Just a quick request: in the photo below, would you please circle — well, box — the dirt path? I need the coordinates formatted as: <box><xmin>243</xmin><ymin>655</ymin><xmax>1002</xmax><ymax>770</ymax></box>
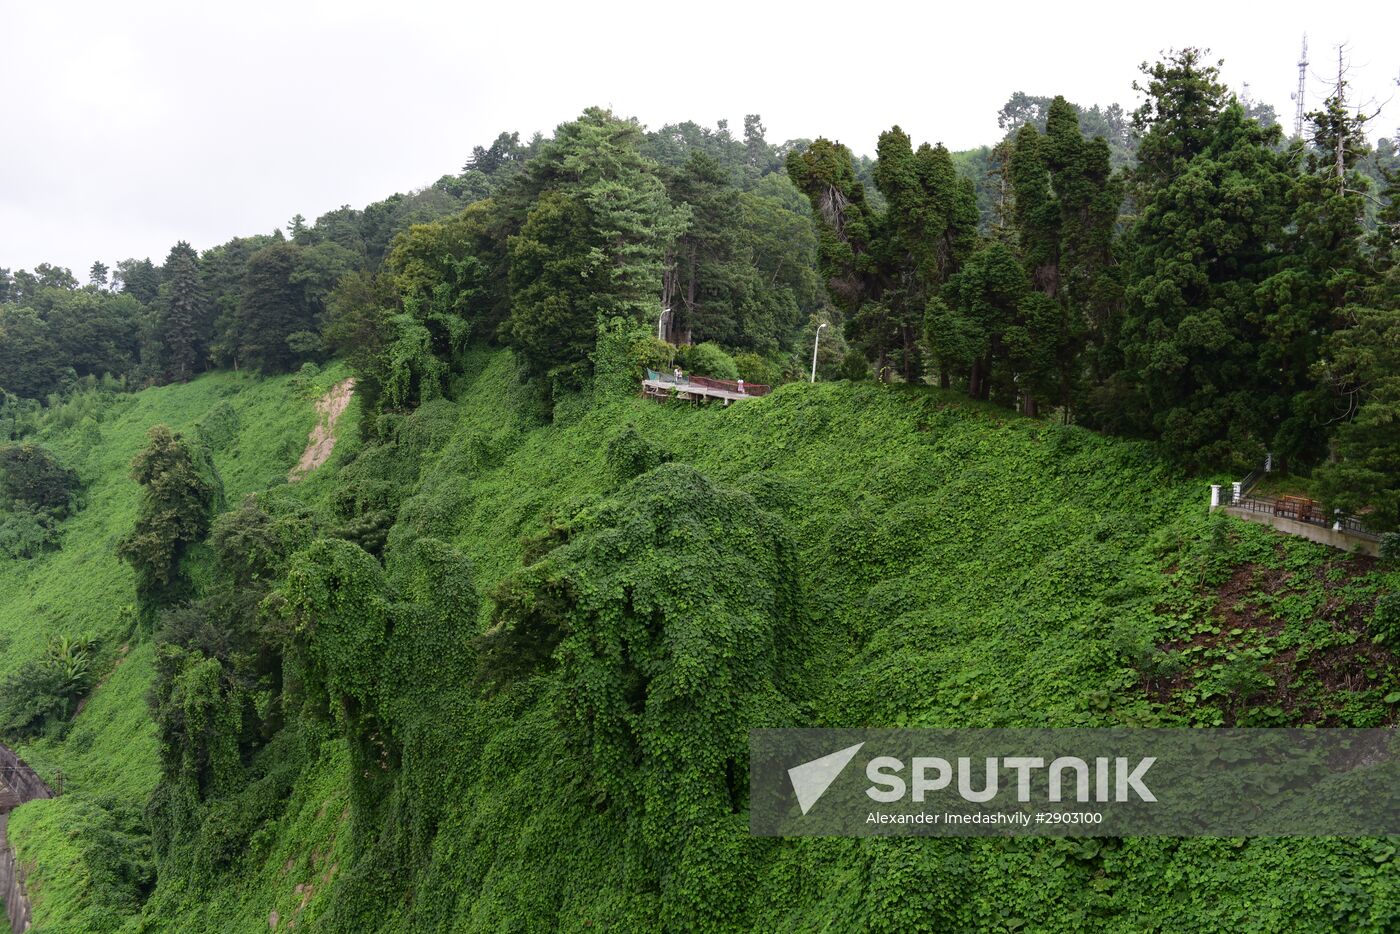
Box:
<box><xmin>290</xmin><ymin>378</ymin><xmax>355</xmax><ymax>481</ymax></box>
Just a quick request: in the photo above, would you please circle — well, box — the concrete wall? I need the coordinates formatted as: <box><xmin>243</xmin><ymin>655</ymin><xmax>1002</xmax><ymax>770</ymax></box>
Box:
<box><xmin>0</xmin><ymin>748</ymin><xmax>52</xmax><ymax>805</ymax></box>
<box><xmin>1223</xmin><ymin>507</ymin><xmax>1381</xmax><ymax>556</ymax></box>
<box><xmin>0</xmin><ymin>745</ymin><xmax>53</xmax><ymax>933</ymax></box>
<box><xmin>0</xmin><ymin>813</ymin><xmax>30</xmax><ymax>933</ymax></box>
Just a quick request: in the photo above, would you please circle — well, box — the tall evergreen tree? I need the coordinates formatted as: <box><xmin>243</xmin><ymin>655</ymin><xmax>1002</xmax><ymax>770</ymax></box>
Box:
<box><xmin>1261</xmin><ymin>90</ymin><xmax>1375</xmax><ymax>462</ymax></box>
<box><xmin>1098</xmin><ymin>52</ymin><xmax>1297</xmax><ymax>466</ymax></box>
<box><xmin>503</xmin><ymin>109</ymin><xmax>688</xmax><ymax>384</ymax></box>
<box><xmin>506</xmin><ymin>190</ymin><xmax>599</xmax><ymax>381</ymax></box>
<box><xmin>1003</xmin><ymin>97</ymin><xmax>1123</xmax><ymax>414</ymax></box>
<box><xmin>874</xmin><ymin>127</ymin><xmax>980</xmax><ymax>382</ymax></box>
<box><xmin>159</xmin><ymin>241</ymin><xmax>206</xmax><ymax>382</ymax></box>
<box><xmin>115</xmin><ymin>257</ymin><xmax>162</xmax><ymax>304</ymax></box>
<box><xmin>233</xmin><ymin>242</ymin><xmax>308</xmax><ymax>373</ymax></box>
<box><xmin>663</xmin><ymin>151</ymin><xmax>761</xmax><ymax>348</ymax></box>
<box><xmin>788</xmin><ymin>131</ymin><xmax>977</xmax><ymax>382</ymax></box>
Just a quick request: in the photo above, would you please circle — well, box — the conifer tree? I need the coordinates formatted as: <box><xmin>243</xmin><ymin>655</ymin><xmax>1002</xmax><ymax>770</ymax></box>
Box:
<box><xmin>232</xmin><ymin>242</ymin><xmax>308</xmax><ymax>372</ymax></box>
<box><xmin>788</xmin><ymin>131</ymin><xmax>977</xmax><ymax>382</ymax></box>
<box><xmin>665</xmin><ymin>151</ymin><xmax>745</xmax><ymax>344</ymax></box>
<box><xmin>1262</xmin><ymin>89</ymin><xmax>1375</xmax><ymax>461</ymax></box>
<box><xmin>1005</xmin><ymin>96</ymin><xmax>1123</xmax><ymax>414</ymax></box>
<box><xmin>503</xmin><ymin>109</ymin><xmax>688</xmax><ymax>385</ymax></box>
<box><xmin>874</xmin><ymin>127</ymin><xmax>979</xmax><ymax>381</ymax></box>
<box><xmin>160</xmin><ymin>241</ymin><xmax>206</xmax><ymax>382</ymax></box>
<box><xmin>1100</xmin><ymin>51</ymin><xmax>1297</xmax><ymax>466</ymax></box>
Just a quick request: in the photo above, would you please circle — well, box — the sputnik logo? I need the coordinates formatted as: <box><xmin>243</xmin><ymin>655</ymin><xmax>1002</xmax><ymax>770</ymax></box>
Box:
<box><xmin>787</xmin><ymin>742</ymin><xmax>864</xmax><ymax>815</ymax></box>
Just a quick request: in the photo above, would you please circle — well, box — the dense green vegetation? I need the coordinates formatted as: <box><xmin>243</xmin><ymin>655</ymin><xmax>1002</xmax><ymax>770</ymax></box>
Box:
<box><xmin>6</xmin><ymin>55</ymin><xmax>1397</xmax><ymax>521</ymax></box>
<box><xmin>1</xmin><ymin>44</ymin><xmax>1398</xmax><ymax>934</ymax></box>
<box><xmin>0</xmin><ymin>349</ymin><xmax>1393</xmax><ymax>931</ymax></box>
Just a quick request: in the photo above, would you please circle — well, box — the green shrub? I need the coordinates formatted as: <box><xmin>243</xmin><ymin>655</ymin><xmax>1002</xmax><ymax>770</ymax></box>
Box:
<box><xmin>837</xmin><ymin>349</ymin><xmax>871</xmax><ymax>381</ymax></box>
<box><xmin>675</xmin><ymin>341</ymin><xmax>739</xmax><ymax>380</ymax></box>
<box><xmin>593</xmin><ymin>317</ymin><xmax>672</xmax><ymax>400</ymax></box>
<box><xmin>1370</xmin><ymin>593</ymin><xmax>1400</xmax><ymax>651</ymax></box>
<box><xmin>115</xmin><ymin>426</ymin><xmax>223</xmax><ymax>617</ymax></box>
<box><xmin>732</xmin><ymin>351</ymin><xmax>781</xmax><ymax>387</ymax></box>
<box><xmin>194</xmin><ymin>401</ymin><xmax>240</xmax><ymax>453</ymax></box>
<box><xmin>0</xmin><ymin>442</ymin><xmax>80</xmax><ymax>514</ymax></box>
<box><xmin>0</xmin><ymin>634</ymin><xmax>97</xmax><ymax>739</ymax></box>
<box><xmin>1380</xmin><ymin>533</ymin><xmax>1399</xmax><ymax>562</ymax></box>
<box><xmin>0</xmin><ymin>504</ymin><xmax>61</xmax><ymax>558</ymax></box>
<box><xmin>604</xmin><ymin>423</ymin><xmax>672</xmax><ymax>483</ymax></box>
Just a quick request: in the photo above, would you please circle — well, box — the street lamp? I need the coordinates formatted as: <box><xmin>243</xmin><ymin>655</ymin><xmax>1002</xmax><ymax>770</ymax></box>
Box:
<box><xmin>810</xmin><ymin>322</ymin><xmax>827</xmax><ymax>383</ymax></box>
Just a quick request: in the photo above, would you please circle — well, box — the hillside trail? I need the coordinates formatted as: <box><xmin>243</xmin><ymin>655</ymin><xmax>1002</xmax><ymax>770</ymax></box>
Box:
<box><xmin>289</xmin><ymin>378</ymin><xmax>355</xmax><ymax>481</ymax></box>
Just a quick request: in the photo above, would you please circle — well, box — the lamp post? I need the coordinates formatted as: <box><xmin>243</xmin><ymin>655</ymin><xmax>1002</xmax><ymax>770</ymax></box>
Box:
<box><xmin>810</xmin><ymin>323</ymin><xmax>827</xmax><ymax>383</ymax></box>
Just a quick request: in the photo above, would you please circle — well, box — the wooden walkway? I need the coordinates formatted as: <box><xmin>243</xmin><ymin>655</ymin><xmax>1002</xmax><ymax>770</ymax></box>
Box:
<box><xmin>642</xmin><ymin>370</ymin><xmax>770</xmax><ymax>405</ymax></box>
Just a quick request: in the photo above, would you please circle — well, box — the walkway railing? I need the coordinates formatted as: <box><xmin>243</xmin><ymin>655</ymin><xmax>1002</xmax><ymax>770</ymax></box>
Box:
<box><xmin>1211</xmin><ymin>454</ymin><xmax>1380</xmax><ymax>542</ymax></box>
<box><xmin>1229</xmin><ymin>494</ymin><xmax>1380</xmax><ymax>540</ymax></box>
<box><xmin>645</xmin><ymin>369</ymin><xmax>771</xmax><ymax>397</ymax></box>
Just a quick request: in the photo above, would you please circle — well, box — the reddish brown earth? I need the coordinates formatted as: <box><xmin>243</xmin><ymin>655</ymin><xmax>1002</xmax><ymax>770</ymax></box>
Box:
<box><xmin>1149</xmin><ymin>549</ymin><xmax>1395</xmax><ymax>725</ymax></box>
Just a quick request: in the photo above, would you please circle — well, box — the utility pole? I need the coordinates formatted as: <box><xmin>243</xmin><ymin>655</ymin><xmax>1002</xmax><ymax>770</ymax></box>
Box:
<box><xmin>810</xmin><ymin>323</ymin><xmax>827</xmax><ymax>383</ymax></box>
<box><xmin>1291</xmin><ymin>34</ymin><xmax>1309</xmax><ymax>139</ymax></box>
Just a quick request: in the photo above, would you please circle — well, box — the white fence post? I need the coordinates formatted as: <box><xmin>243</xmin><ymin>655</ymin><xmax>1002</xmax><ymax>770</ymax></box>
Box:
<box><xmin>1231</xmin><ymin>481</ymin><xmax>1242</xmax><ymax>504</ymax></box>
<box><xmin>1210</xmin><ymin>485</ymin><xmax>1221</xmax><ymax>510</ymax></box>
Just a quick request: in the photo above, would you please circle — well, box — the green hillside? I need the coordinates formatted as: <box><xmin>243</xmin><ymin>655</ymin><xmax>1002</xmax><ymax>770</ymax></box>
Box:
<box><xmin>6</xmin><ymin>350</ymin><xmax>1394</xmax><ymax>932</ymax></box>
<box><xmin>0</xmin><ymin>363</ymin><xmax>354</xmax><ymax>929</ymax></box>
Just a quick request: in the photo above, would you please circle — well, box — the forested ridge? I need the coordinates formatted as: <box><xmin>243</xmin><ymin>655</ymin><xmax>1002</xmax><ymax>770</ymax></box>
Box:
<box><xmin>0</xmin><ymin>47</ymin><xmax>1398</xmax><ymax>932</ymax></box>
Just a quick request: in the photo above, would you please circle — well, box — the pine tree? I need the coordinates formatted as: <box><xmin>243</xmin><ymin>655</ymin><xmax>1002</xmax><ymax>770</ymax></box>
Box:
<box><xmin>233</xmin><ymin>242</ymin><xmax>308</xmax><ymax>372</ymax></box>
<box><xmin>1101</xmin><ymin>52</ymin><xmax>1297</xmax><ymax>466</ymax></box>
<box><xmin>503</xmin><ymin>109</ymin><xmax>688</xmax><ymax>384</ymax></box>
<box><xmin>160</xmin><ymin>241</ymin><xmax>206</xmax><ymax>382</ymax></box>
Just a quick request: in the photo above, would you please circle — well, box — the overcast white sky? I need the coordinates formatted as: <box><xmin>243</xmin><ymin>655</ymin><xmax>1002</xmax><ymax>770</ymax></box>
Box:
<box><xmin>3</xmin><ymin>0</ymin><xmax>1398</xmax><ymax>274</ymax></box>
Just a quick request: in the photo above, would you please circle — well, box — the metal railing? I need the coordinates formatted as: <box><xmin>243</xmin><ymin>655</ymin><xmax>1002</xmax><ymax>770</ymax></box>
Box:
<box><xmin>1238</xmin><ymin>467</ymin><xmax>1264</xmax><ymax>498</ymax></box>
<box><xmin>1230</xmin><ymin>493</ymin><xmax>1381</xmax><ymax>541</ymax></box>
<box><xmin>645</xmin><ymin>369</ymin><xmax>771</xmax><ymax>397</ymax></box>
<box><xmin>1215</xmin><ymin>453</ymin><xmax>1381</xmax><ymax>542</ymax></box>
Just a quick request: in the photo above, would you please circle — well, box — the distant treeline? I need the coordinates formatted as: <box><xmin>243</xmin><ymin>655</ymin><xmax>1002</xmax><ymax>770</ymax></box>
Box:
<box><xmin>2</xmin><ymin>49</ymin><xmax>1398</xmax><ymax>526</ymax></box>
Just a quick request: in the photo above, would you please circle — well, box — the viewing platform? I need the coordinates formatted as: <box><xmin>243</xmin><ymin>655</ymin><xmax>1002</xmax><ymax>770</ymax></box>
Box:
<box><xmin>643</xmin><ymin>369</ymin><xmax>770</xmax><ymax>405</ymax></box>
<box><xmin>1210</xmin><ymin>460</ymin><xmax>1384</xmax><ymax>556</ymax></box>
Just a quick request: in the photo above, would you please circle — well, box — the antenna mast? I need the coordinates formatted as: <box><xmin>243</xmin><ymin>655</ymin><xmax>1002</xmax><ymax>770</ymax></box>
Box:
<box><xmin>1290</xmin><ymin>34</ymin><xmax>1309</xmax><ymax>138</ymax></box>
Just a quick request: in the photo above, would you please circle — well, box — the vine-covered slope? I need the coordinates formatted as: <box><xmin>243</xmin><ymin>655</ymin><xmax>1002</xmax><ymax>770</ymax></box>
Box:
<box><xmin>8</xmin><ymin>351</ymin><xmax>1398</xmax><ymax>932</ymax></box>
<box><xmin>0</xmin><ymin>364</ymin><xmax>353</xmax><ymax>930</ymax></box>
